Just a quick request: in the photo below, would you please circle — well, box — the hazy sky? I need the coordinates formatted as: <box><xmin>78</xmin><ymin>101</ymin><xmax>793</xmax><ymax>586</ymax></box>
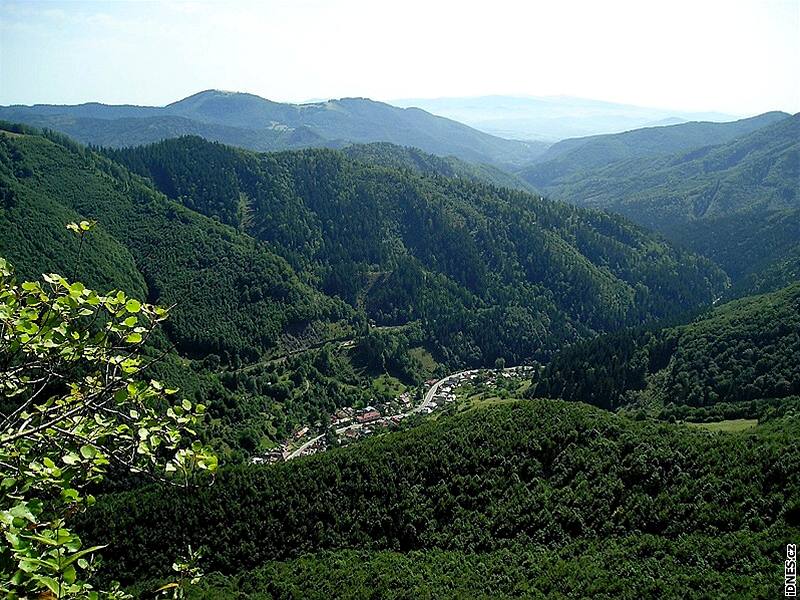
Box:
<box><xmin>1</xmin><ymin>0</ymin><xmax>798</xmax><ymax>115</ymax></box>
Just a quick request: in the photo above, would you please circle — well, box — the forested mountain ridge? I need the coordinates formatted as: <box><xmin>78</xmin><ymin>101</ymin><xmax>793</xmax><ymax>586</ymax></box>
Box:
<box><xmin>519</xmin><ymin>110</ymin><xmax>790</xmax><ymax>186</ymax></box>
<box><xmin>103</xmin><ymin>134</ymin><xmax>728</xmax><ymax>366</ymax></box>
<box><xmin>529</xmin><ymin>113</ymin><xmax>799</xmax><ymax>224</ymax></box>
<box><xmin>340</xmin><ymin>142</ymin><xmax>535</xmax><ymax>192</ymax></box>
<box><xmin>0</xmin><ymin>122</ymin><xmax>730</xmax><ymax>460</ymax></box>
<box><xmin>0</xmin><ymin>125</ymin><xmax>393</xmax><ymax>460</ymax></box>
<box><xmin>670</xmin><ymin>208</ymin><xmax>799</xmax><ymax>295</ymax></box>
<box><xmin>0</xmin><ymin>127</ymin><xmax>352</xmax><ymax>364</ymax></box>
<box><xmin>519</xmin><ymin>113</ymin><xmax>800</xmax><ymax>292</ymax></box>
<box><xmin>0</xmin><ymin>113</ymin><xmax>330</xmax><ymax>154</ymax></box>
<box><xmin>533</xmin><ymin>282</ymin><xmax>800</xmax><ymax>414</ymax></box>
<box><xmin>80</xmin><ymin>399</ymin><xmax>799</xmax><ymax>597</ymax></box>
<box><xmin>0</xmin><ymin>90</ymin><xmax>549</xmax><ymax>168</ymax></box>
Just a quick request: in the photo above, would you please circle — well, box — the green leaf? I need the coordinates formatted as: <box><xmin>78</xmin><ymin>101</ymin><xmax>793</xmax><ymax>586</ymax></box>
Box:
<box><xmin>10</xmin><ymin>502</ymin><xmax>35</xmax><ymax>522</ymax></box>
<box><xmin>125</xmin><ymin>299</ymin><xmax>141</xmax><ymax>313</ymax></box>
<box><xmin>62</xmin><ymin>564</ymin><xmax>77</xmax><ymax>584</ymax></box>
<box><xmin>63</xmin><ymin>534</ymin><xmax>81</xmax><ymax>552</ymax></box>
<box><xmin>38</xmin><ymin>576</ymin><xmax>61</xmax><ymax>595</ymax></box>
<box><xmin>61</xmin><ymin>545</ymin><xmax>107</xmax><ymax>568</ymax></box>
<box><xmin>23</xmin><ymin>533</ymin><xmax>59</xmax><ymax>546</ymax></box>
<box><xmin>18</xmin><ymin>557</ymin><xmax>57</xmax><ymax>573</ymax></box>
<box><xmin>62</xmin><ymin>452</ymin><xmax>80</xmax><ymax>465</ymax></box>
<box><xmin>126</xmin><ymin>332</ymin><xmax>143</xmax><ymax>344</ymax></box>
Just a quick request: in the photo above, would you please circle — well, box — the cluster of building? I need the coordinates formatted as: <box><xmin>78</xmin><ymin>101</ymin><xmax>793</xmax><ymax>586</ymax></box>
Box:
<box><xmin>250</xmin><ymin>424</ymin><xmax>323</xmax><ymax>465</ymax></box>
<box><xmin>250</xmin><ymin>366</ymin><xmax>538</xmax><ymax>465</ymax></box>
<box><xmin>251</xmin><ymin>392</ymin><xmax>417</xmax><ymax>465</ymax></box>
<box><xmin>332</xmin><ymin>393</ymin><xmax>416</xmax><ymax>445</ymax></box>
<box><xmin>425</xmin><ymin>375</ymin><xmax>466</xmax><ymax>410</ymax></box>
<box><xmin>330</xmin><ymin>392</ymin><xmax>414</xmax><ymax>428</ymax></box>
<box><xmin>422</xmin><ymin>365</ymin><xmax>538</xmax><ymax>414</ymax></box>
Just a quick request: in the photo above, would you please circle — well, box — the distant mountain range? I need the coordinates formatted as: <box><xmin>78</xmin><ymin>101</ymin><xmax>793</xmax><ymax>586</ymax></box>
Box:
<box><xmin>518</xmin><ymin>112</ymin><xmax>799</xmax><ymax>292</ymax></box>
<box><xmin>391</xmin><ymin>95</ymin><xmax>738</xmax><ymax>141</ymax></box>
<box><xmin>519</xmin><ymin>111</ymin><xmax>790</xmax><ymax>185</ymax></box>
<box><xmin>2</xmin><ymin>91</ymin><xmax>795</xmax><ymax>296</ymax></box>
<box><xmin>0</xmin><ymin>90</ymin><xmax>549</xmax><ymax>169</ymax></box>
<box><xmin>0</xmin><ymin>123</ymin><xmax>729</xmax><ymax>365</ymax></box>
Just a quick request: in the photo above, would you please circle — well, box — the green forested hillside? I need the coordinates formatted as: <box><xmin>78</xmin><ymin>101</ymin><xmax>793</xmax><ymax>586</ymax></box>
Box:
<box><xmin>730</xmin><ymin>243</ymin><xmax>800</xmax><ymax>297</ymax></box>
<box><xmin>0</xmin><ymin>128</ymin><xmax>350</xmax><ymax>364</ymax></box>
<box><xmin>533</xmin><ymin>282</ymin><xmax>800</xmax><ymax>412</ymax></box>
<box><xmin>80</xmin><ymin>400</ymin><xmax>799</xmax><ymax>596</ymax></box>
<box><xmin>103</xmin><ymin>135</ymin><xmax>727</xmax><ymax>366</ymax></box>
<box><xmin>519</xmin><ymin>114</ymin><xmax>800</xmax><ymax>290</ymax></box>
<box><xmin>184</xmin><ymin>534</ymin><xmax>786</xmax><ymax>599</ymax></box>
<box><xmin>0</xmin><ymin>113</ymin><xmax>330</xmax><ymax>152</ymax></box>
<box><xmin>341</xmin><ymin>141</ymin><xmax>535</xmax><ymax>192</ymax></box>
<box><xmin>667</xmin><ymin>208</ymin><xmax>799</xmax><ymax>292</ymax></box>
<box><xmin>528</xmin><ymin>114</ymin><xmax>799</xmax><ymax>226</ymax></box>
<box><xmin>0</xmin><ymin>126</ymin><xmax>368</xmax><ymax>461</ymax></box>
<box><xmin>520</xmin><ymin>111</ymin><xmax>789</xmax><ymax>186</ymax></box>
<box><xmin>0</xmin><ymin>123</ymin><xmax>730</xmax><ymax>461</ymax></box>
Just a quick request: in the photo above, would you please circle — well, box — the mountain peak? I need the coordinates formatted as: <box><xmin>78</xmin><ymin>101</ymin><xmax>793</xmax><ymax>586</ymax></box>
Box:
<box><xmin>0</xmin><ymin>91</ymin><xmax>550</xmax><ymax>166</ymax></box>
<box><xmin>167</xmin><ymin>89</ymin><xmax>274</xmax><ymax>107</ymax></box>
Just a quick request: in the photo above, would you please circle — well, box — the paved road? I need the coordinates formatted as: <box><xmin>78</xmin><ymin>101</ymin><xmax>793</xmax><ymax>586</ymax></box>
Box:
<box><xmin>286</xmin><ymin>434</ymin><xmax>324</xmax><ymax>460</ymax></box>
<box><xmin>409</xmin><ymin>369</ymin><xmax>480</xmax><ymax>415</ymax></box>
<box><xmin>287</xmin><ymin>365</ymin><xmax>534</xmax><ymax>460</ymax></box>
<box><xmin>413</xmin><ymin>366</ymin><xmax>535</xmax><ymax>412</ymax></box>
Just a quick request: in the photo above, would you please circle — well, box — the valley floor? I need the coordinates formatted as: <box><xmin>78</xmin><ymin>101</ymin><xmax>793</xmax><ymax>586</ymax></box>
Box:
<box><xmin>251</xmin><ymin>365</ymin><xmax>539</xmax><ymax>464</ymax></box>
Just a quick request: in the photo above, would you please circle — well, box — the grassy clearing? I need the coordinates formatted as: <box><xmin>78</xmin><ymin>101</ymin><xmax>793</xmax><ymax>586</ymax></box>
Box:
<box><xmin>469</xmin><ymin>397</ymin><xmax>520</xmax><ymax>410</ymax></box>
<box><xmin>685</xmin><ymin>418</ymin><xmax>758</xmax><ymax>432</ymax></box>
<box><xmin>515</xmin><ymin>379</ymin><xmax>533</xmax><ymax>395</ymax></box>
<box><xmin>408</xmin><ymin>346</ymin><xmax>439</xmax><ymax>376</ymax></box>
<box><xmin>371</xmin><ymin>373</ymin><xmax>406</xmax><ymax>397</ymax></box>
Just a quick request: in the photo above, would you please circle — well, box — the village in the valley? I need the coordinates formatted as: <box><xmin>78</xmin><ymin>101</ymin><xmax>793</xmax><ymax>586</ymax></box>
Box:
<box><xmin>251</xmin><ymin>365</ymin><xmax>539</xmax><ymax>465</ymax></box>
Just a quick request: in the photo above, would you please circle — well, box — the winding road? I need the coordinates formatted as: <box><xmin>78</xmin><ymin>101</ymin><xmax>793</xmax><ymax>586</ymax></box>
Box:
<box><xmin>285</xmin><ymin>366</ymin><xmax>532</xmax><ymax>460</ymax></box>
<box><xmin>286</xmin><ymin>433</ymin><xmax>325</xmax><ymax>460</ymax></box>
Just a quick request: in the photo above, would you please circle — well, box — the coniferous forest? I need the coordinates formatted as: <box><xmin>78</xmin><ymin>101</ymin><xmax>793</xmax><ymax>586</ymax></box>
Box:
<box><xmin>1</xmin><ymin>9</ymin><xmax>798</xmax><ymax>595</ymax></box>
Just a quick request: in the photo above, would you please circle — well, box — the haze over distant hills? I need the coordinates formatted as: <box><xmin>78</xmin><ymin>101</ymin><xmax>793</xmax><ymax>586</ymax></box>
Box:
<box><xmin>2</xmin><ymin>0</ymin><xmax>799</xmax><ymax>595</ymax></box>
<box><xmin>392</xmin><ymin>95</ymin><xmax>738</xmax><ymax>141</ymax></box>
<box><xmin>520</xmin><ymin>111</ymin><xmax>790</xmax><ymax>181</ymax></box>
<box><xmin>518</xmin><ymin>112</ymin><xmax>799</xmax><ymax>293</ymax></box>
<box><xmin>2</xmin><ymin>100</ymin><xmax>798</xmax><ymax>600</ymax></box>
<box><xmin>0</xmin><ymin>90</ymin><xmax>549</xmax><ymax>169</ymax></box>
